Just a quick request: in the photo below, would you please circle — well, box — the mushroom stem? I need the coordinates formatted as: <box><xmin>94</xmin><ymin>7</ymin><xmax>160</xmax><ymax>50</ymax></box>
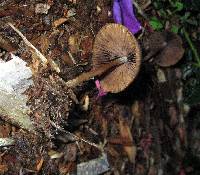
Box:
<box><xmin>66</xmin><ymin>57</ymin><xmax>127</xmax><ymax>87</ymax></box>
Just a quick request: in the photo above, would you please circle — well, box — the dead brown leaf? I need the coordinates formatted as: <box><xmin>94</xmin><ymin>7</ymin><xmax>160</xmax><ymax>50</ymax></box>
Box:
<box><xmin>64</xmin><ymin>143</ymin><xmax>77</xmax><ymax>162</ymax></box>
<box><xmin>68</xmin><ymin>33</ymin><xmax>80</xmax><ymax>54</ymax></box>
<box><xmin>119</xmin><ymin>119</ymin><xmax>136</xmax><ymax>163</ymax></box>
<box><xmin>36</xmin><ymin>158</ymin><xmax>44</xmax><ymax>172</ymax></box>
<box><xmin>168</xmin><ymin>105</ymin><xmax>178</xmax><ymax>127</ymax></box>
<box><xmin>80</xmin><ymin>36</ymin><xmax>93</xmax><ymax>60</ymax></box>
<box><xmin>62</xmin><ymin>53</ymin><xmax>74</xmax><ymax>66</ymax></box>
<box><xmin>0</xmin><ymin>124</ymin><xmax>11</xmax><ymax>138</ymax></box>
<box><xmin>53</xmin><ymin>18</ymin><xmax>68</xmax><ymax>28</ymax></box>
<box><xmin>107</xmin><ymin>136</ymin><xmax>133</xmax><ymax>146</ymax></box>
<box><xmin>0</xmin><ymin>164</ymin><xmax>8</xmax><ymax>174</ymax></box>
<box><xmin>131</xmin><ymin>101</ymin><xmax>141</xmax><ymax>119</ymax></box>
<box><xmin>39</xmin><ymin>35</ymin><xmax>50</xmax><ymax>54</ymax></box>
<box><xmin>59</xmin><ymin>162</ymin><xmax>76</xmax><ymax>174</ymax></box>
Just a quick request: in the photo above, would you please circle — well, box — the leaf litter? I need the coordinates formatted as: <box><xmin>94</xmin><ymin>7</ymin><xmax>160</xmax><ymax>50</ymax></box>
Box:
<box><xmin>0</xmin><ymin>0</ymin><xmax>199</xmax><ymax>174</ymax></box>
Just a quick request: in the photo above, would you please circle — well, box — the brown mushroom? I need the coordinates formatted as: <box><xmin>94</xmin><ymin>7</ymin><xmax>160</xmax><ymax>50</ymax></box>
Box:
<box><xmin>155</xmin><ymin>32</ymin><xmax>184</xmax><ymax>67</ymax></box>
<box><xmin>66</xmin><ymin>23</ymin><xmax>141</xmax><ymax>93</ymax></box>
<box><xmin>144</xmin><ymin>31</ymin><xmax>184</xmax><ymax>67</ymax></box>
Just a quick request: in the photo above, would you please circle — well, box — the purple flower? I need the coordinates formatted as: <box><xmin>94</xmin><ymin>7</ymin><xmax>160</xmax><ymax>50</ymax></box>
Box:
<box><xmin>113</xmin><ymin>0</ymin><xmax>141</xmax><ymax>34</ymax></box>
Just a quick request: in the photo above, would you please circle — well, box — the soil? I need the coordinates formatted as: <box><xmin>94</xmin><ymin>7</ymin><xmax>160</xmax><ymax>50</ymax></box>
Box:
<box><xmin>0</xmin><ymin>0</ymin><xmax>200</xmax><ymax>175</ymax></box>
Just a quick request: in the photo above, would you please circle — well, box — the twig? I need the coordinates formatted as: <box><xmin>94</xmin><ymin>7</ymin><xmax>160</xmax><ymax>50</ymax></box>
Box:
<box><xmin>8</xmin><ymin>23</ymin><xmax>60</xmax><ymax>73</ymax></box>
<box><xmin>182</xmin><ymin>28</ymin><xmax>200</xmax><ymax>66</ymax></box>
<box><xmin>50</xmin><ymin>120</ymin><xmax>103</xmax><ymax>151</ymax></box>
<box><xmin>132</xmin><ymin>0</ymin><xmax>149</xmax><ymax>20</ymax></box>
<box><xmin>67</xmin><ymin>51</ymin><xmax>76</xmax><ymax>65</ymax></box>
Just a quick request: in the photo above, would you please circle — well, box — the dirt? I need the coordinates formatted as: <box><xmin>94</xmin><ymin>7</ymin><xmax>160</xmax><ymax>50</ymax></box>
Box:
<box><xmin>0</xmin><ymin>0</ymin><xmax>199</xmax><ymax>175</ymax></box>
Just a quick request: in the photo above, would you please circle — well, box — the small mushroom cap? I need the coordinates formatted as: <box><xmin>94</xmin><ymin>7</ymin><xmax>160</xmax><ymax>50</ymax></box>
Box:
<box><xmin>146</xmin><ymin>31</ymin><xmax>184</xmax><ymax>67</ymax></box>
<box><xmin>92</xmin><ymin>23</ymin><xmax>141</xmax><ymax>93</ymax></box>
<box><xmin>155</xmin><ymin>41</ymin><xmax>184</xmax><ymax>67</ymax></box>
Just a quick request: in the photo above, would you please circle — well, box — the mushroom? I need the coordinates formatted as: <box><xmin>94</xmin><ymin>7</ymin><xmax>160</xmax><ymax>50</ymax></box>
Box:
<box><xmin>66</xmin><ymin>23</ymin><xmax>141</xmax><ymax>93</ymax></box>
<box><xmin>154</xmin><ymin>32</ymin><xmax>184</xmax><ymax>67</ymax></box>
<box><xmin>144</xmin><ymin>31</ymin><xmax>184</xmax><ymax>67</ymax></box>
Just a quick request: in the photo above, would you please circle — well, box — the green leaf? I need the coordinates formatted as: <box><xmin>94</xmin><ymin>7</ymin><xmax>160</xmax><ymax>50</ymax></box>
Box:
<box><xmin>175</xmin><ymin>2</ymin><xmax>184</xmax><ymax>11</ymax></box>
<box><xmin>149</xmin><ymin>17</ymin><xmax>163</xmax><ymax>31</ymax></box>
<box><xmin>180</xmin><ymin>12</ymin><xmax>190</xmax><ymax>22</ymax></box>
<box><xmin>171</xmin><ymin>25</ymin><xmax>179</xmax><ymax>33</ymax></box>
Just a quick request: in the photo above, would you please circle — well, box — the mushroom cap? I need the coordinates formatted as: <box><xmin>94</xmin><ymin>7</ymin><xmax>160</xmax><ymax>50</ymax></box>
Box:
<box><xmin>92</xmin><ymin>23</ymin><xmax>141</xmax><ymax>93</ymax></box>
<box><xmin>155</xmin><ymin>32</ymin><xmax>184</xmax><ymax>67</ymax></box>
<box><xmin>146</xmin><ymin>31</ymin><xmax>184</xmax><ymax>67</ymax></box>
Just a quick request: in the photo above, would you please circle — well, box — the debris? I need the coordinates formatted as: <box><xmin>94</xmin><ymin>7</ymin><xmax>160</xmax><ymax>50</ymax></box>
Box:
<box><xmin>68</xmin><ymin>34</ymin><xmax>80</xmax><ymax>54</ymax></box>
<box><xmin>80</xmin><ymin>35</ymin><xmax>93</xmax><ymax>60</ymax></box>
<box><xmin>81</xmin><ymin>95</ymin><xmax>90</xmax><ymax>111</ymax></box>
<box><xmin>67</xmin><ymin>51</ymin><xmax>77</xmax><ymax>65</ymax></box>
<box><xmin>157</xmin><ymin>68</ymin><xmax>167</xmax><ymax>83</ymax></box>
<box><xmin>35</xmin><ymin>3</ymin><xmax>51</xmax><ymax>14</ymax></box>
<box><xmin>67</xmin><ymin>8</ymin><xmax>76</xmax><ymax>18</ymax></box>
<box><xmin>0</xmin><ymin>138</ymin><xmax>14</xmax><ymax>147</ymax></box>
<box><xmin>76</xmin><ymin>154</ymin><xmax>110</xmax><ymax>175</ymax></box>
<box><xmin>135</xmin><ymin>0</ymin><xmax>151</xmax><ymax>10</ymax></box>
<box><xmin>0</xmin><ymin>164</ymin><xmax>8</xmax><ymax>174</ymax></box>
<box><xmin>53</xmin><ymin>18</ymin><xmax>68</xmax><ymax>28</ymax></box>
<box><xmin>96</xmin><ymin>5</ymin><xmax>101</xmax><ymax>14</ymax></box>
<box><xmin>0</xmin><ymin>54</ymin><xmax>33</xmax><ymax>93</ymax></box>
<box><xmin>36</xmin><ymin>158</ymin><xmax>44</xmax><ymax>172</ymax></box>
<box><xmin>0</xmin><ymin>34</ymin><xmax>17</xmax><ymax>52</ymax></box>
<box><xmin>64</xmin><ymin>143</ymin><xmax>77</xmax><ymax>162</ymax></box>
<box><xmin>50</xmin><ymin>121</ymin><xmax>102</xmax><ymax>151</ymax></box>
<box><xmin>8</xmin><ymin>23</ymin><xmax>47</xmax><ymax>65</ymax></box>
<box><xmin>48</xmin><ymin>150</ymin><xmax>64</xmax><ymax>159</ymax></box>
<box><xmin>53</xmin><ymin>8</ymin><xmax>76</xmax><ymax>27</ymax></box>
<box><xmin>0</xmin><ymin>54</ymin><xmax>35</xmax><ymax>132</ymax></box>
<box><xmin>133</xmin><ymin>0</ymin><xmax>150</xmax><ymax>19</ymax></box>
<box><xmin>8</xmin><ymin>23</ymin><xmax>60</xmax><ymax>73</ymax></box>
<box><xmin>119</xmin><ymin>119</ymin><xmax>137</xmax><ymax>163</ymax></box>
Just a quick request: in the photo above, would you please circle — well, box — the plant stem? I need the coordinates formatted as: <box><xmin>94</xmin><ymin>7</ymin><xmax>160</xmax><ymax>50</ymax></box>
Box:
<box><xmin>182</xmin><ymin>28</ymin><xmax>200</xmax><ymax>66</ymax></box>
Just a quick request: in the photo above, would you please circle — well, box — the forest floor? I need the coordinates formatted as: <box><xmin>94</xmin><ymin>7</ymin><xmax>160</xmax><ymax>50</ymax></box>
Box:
<box><xmin>0</xmin><ymin>0</ymin><xmax>200</xmax><ymax>174</ymax></box>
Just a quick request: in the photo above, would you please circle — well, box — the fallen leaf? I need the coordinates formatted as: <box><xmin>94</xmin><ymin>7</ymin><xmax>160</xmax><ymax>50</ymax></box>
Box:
<box><xmin>80</xmin><ymin>36</ymin><xmax>93</xmax><ymax>60</ymax></box>
<box><xmin>64</xmin><ymin>143</ymin><xmax>77</xmax><ymax>162</ymax></box>
<box><xmin>168</xmin><ymin>105</ymin><xmax>178</xmax><ymax>127</ymax></box>
<box><xmin>36</xmin><ymin>158</ymin><xmax>44</xmax><ymax>172</ymax></box>
<box><xmin>48</xmin><ymin>150</ymin><xmax>63</xmax><ymax>159</ymax></box>
<box><xmin>35</xmin><ymin>3</ymin><xmax>51</xmax><ymax>14</ymax></box>
<box><xmin>0</xmin><ymin>164</ymin><xmax>8</xmax><ymax>174</ymax></box>
<box><xmin>53</xmin><ymin>18</ymin><xmax>68</xmax><ymax>28</ymax></box>
<box><xmin>68</xmin><ymin>33</ymin><xmax>80</xmax><ymax>54</ymax></box>
<box><xmin>119</xmin><ymin>119</ymin><xmax>136</xmax><ymax>163</ymax></box>
<box><xmin>39</xmin><ymin>35</ymin><xmax>50</xmax><ymax>54</ymax></box>
<box><xmin>157</xmin><ymin>68</ymin><xmax>167</xmax><ymax>83</ymax></box>
<box><xmin>59</xmin><ymin>162</ymin><xmax>75</xmax><ymax>174</ymax></box>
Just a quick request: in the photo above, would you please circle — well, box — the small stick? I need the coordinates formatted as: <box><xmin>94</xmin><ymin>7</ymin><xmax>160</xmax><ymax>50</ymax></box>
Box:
<box><xmin>50</xmin><ymin>120</ymin><xmax>103</xmax><ymax>151</ymax></box>
<box><xmin>132</xmin><ymin>0</ymin><xmax>149</xmax><ymax>20</ymax></box>
<box><xmin>8</xmin><ymin>23</ymin><xmax>60</xmax><ymax>73</ymax></box>
<box><xmin>67</xmin><ymin>51</ymin><xmax>76</xmax><ymax>65</ymax></box>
